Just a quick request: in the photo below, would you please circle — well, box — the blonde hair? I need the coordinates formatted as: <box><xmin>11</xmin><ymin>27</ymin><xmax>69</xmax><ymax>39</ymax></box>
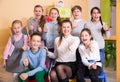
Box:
<box><xmin>12</xmin><ymin>20</ymin><xmax>22</xmax><ymax>27</ymax></box>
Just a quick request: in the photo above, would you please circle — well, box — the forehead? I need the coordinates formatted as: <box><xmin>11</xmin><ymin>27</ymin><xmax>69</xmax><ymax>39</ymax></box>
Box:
<box><xmin>81</xmin><ymin>31</ymin><xmax>89</xmax><ymax>35</ymax></box>
<box><xmin>34</xmin><ymin>7</ymin><xmax>42</xmax><ymax>11</ymax></box>
<box><xmin>31</xmin><ymin>35</ymin><xmax>41</xmax><ymax>40</ymax></box>
<box><xmin>73</xmin><ymin>8</ymin><xmax>80</xmax><ymax>12</ymax></box>
<box><xmin>12</xmin><ymin>23</ymin><xmax>21</xmax><ymax>27</ymax></box>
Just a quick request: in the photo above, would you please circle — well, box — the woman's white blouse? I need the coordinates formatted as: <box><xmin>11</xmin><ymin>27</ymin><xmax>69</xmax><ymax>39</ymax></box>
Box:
<box><xmin>48</xmin><ymin>35</ymin><xmax>80</xmax><ymax>62</ymax></box>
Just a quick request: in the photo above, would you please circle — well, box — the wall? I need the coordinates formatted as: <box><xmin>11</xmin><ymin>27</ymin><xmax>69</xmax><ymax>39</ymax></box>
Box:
<box><xmin>88</xmin><ymin>0</ymin><xmax>100</xmax><ymax>20</ymax></box>
<box><xmin>0</xmin><ymin>0</ymin><xmax>88</xmax><ymax>63</ymax></box>
<box><xmin>116</xmin><ymin>0</ymin><xmax>120</xmax><ymax>81</ymax></box>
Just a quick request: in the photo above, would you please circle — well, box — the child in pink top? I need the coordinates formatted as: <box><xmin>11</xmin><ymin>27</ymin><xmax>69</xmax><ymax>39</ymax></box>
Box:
<box><xmin>3</xmin><ymin>20</ymin><xmax>29</xmax><ymax>82</ymax></box>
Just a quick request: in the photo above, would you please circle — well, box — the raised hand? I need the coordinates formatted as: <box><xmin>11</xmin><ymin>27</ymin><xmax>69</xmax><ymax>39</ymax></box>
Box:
<box><xmin>23</xmin><ymin>57</ymin><xmax>29</xmax><ymax>67</ymax></box>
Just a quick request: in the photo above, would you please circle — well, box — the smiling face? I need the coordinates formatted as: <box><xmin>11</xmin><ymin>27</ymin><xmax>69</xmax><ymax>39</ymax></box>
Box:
<box><xmin>49</xmin><ymin>8</ymin><xmax>59</xmax><ymax>21</ymax></box>
<box><xmin>34</xmin><ymin>6</ymin><xmax>43</xmax><ymax>20</ymax></box>
<box><xmin>91</xmin><ymin>8</ymin><xmax>101</xmax><ymax>22</ymax></box>
<box><xmin>30</xmin><ymin>35</ymin><xmax>41</xmax><ymax>51</ymax></box>
<box><xmin>61</xmin><ymin>22</ymin><xmax>72</xmax><ymax>37</ymax></box>
<box><xmin>12</xmin><ymin>23</ymin><xmax>22</xmax><ymax>35</ymax></box>
<box><xmin>72</xmin><ymin>9</ymin><xmax>81</xmax><ymax>20</ymax></box>
<box><xmin>80</xmin><ymin>30</ymin><xmax>92</xmax><ymax>45</ymax></box>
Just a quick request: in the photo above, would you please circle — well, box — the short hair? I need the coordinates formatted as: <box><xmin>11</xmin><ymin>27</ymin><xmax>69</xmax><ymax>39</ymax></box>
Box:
<box><xmin>30</xmin><ymin>32</ymin><xmax>42</xmax><ymax>40</ymax></box>
<box><xmin>71</xmin><ymin>5</ymin><xmax>82</xmax><ymax>12</ymax></box>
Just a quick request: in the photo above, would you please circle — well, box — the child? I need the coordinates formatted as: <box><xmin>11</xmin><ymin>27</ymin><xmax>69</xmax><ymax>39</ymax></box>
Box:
<box><xmin>47</xmin><ymin>20</ymin><xmax>80</xmax><ymax>82</ymax></box>
<box><xmin>27</xmin><ymin>5</ymin><xmax>45</xmax><ymax>35</ymax></box>
<box><xmin>71</xmin><ymin>5</ymin><xmax>86</xmax><ymax>68</ymax></box>
<box><xmin>43</xmin><ymin>7</ymin><xmax>61</xmax><ymax>52</ymax></box>
<box><xmin>85</xmin><ymin>7</ymin><xmax>109</xmax><ymax>59</ymax></box>
<box><xmin>71</xmin><ymin>5</ymin><xmax>86</xmax><ymax>37</ymax></box>
<box><xmin>3</xmin><ymin>20</ymin><xmax>29</xmax><ymax>82</ymax></box>
<box><xmin>76</xmin><ymin>28</ymin><xmax>102</xmax><ymax>82</ymax></box>
<box><xmin>18</xmin><ymin>32</ymin><xmax>47</xmax><ymax>82</ymax></box>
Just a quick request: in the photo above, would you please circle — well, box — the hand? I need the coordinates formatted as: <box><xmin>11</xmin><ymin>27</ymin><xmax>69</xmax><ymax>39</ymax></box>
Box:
<box><xmin>38</xmin><ymin>26</ymin><xmax>42</xmax><ymax>32</ymax></box>
<box><xmin>23</xmin><ymin>57</ymin><xmax>29</xmax><ymax>67</ymax></box>
<box><xmin>22</xmin><ymin>45</ymin><xmax>28</xmax><ymax>51</ymax></box>
<box><xmin>20</xmin><ymin>73</ymin><xmax>28</xmax><ymax>80</ymax></box>
<box><xmin>3</xmin><ymin>59</ymin><xmax>6</xmax><ymax>68</ymax></box>
<box><xmin>91</xmin><ymin>63</ymin><xmax>97</xmax><ymax>69</ymax></box>
<box><xmin>43</xmin><ymin>27</ymin><xmax>48</xmax><ymax>32</ymax></box>
<box><xmin>44</xmin><ymin>46</ymin><xmax>48</xmax><ymax>54</ymax></box>
<box><xmin>68</xmin><ymin>42</ymin><xmax>72</xmax><ymax>51</ymax></box>
<box><xmin>29</xmin><ymin>23</ymin><xmax>34</xmax><ymax>30</ymax></box>
<box><xmin>88</xmin><ymin>44</ymin><xmax>94</xmax><ymax>52</ymax></box>
<box><xmin>103</xmin><ymin>23</ymin><xmax>109</xmax><ymax>31</ymax></box>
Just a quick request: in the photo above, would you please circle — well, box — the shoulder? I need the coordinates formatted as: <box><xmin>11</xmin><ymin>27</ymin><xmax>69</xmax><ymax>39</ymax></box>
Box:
<box><xmin>91</xmin><ymin>40</ymin><xmax>99</xmax><ymax>46</ymax></box>
<box><xmin>40</xmin><ymin>48</ymin><xmax>46</xmax><ymax>52</ymax></box>
<box><xmin>79</xmin><ymin>43</ymin><xmax>85</xmax><ymax>50</ymax></box>
<box><xmin>71</xmin><ymin>35</ymin><xmax>79</xmax><ymax>40</ymax></box>
<box><xmin>55</xmin><ymin>37</ymin><xmax>60</xmax><ymax>43</ymax></box>
<box><xmin>44</xmin><ymin>22</ymin><xmax>52</xmax><ymax>26</ymax></box>
<box><xmin>22</xmin><ymin>50</ymin><xmax>30</xmax><ymax>55</ymax></box>
<box><xmin>27</xmin><ymin>17</ymin><xmax>35</xmax><ymax>22</ymax></box>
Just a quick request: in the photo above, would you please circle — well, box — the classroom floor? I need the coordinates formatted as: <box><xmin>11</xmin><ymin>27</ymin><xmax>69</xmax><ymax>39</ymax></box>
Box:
<box><xmin>0</xmin><ymin>61</ymin><xmax>116</xmax><ymax>82</ymax></box>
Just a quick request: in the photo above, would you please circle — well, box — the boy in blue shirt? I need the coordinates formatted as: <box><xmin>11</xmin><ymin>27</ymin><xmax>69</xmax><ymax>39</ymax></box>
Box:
<box><xmin>18</xmin><ymin>32</ymin><xmax>47</xmax><ymax>82</ymax></box>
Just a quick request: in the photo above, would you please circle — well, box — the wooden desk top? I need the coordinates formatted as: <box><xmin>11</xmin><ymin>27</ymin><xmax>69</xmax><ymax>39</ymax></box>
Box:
<box><xmin>104</xmin><ymin>36</ymin><xmax>116</xmax><ymax>41</ymax></box>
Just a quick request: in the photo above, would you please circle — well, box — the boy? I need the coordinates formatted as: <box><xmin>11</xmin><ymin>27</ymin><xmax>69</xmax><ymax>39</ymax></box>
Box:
<box><xmin>18</xmin><ymin>32</ymin><xmax>47</xmax><ymax>82</ymax></box>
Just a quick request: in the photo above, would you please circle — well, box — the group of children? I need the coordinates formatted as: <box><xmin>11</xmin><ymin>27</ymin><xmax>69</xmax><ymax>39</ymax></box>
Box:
<box><xmin>3</xmin><ymin>4</ymin><xmax>109</xmax><ymax>82</ymax></box>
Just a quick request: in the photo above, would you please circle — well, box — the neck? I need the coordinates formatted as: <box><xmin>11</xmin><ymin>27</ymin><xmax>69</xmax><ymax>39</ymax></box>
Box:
<box><xmin>32</xmin><ymin>48</ymin><xmax>39</xmax><ymax>53</ymax></box>
<box><xmin>92</xmin><ymin>19</ymin><xmax>99</xmax><ymax>23</ymax></box>
<box><xmin>64</xmin><ymin>34</ymin><xmax>70</xmax><ymax>38</ymax></box>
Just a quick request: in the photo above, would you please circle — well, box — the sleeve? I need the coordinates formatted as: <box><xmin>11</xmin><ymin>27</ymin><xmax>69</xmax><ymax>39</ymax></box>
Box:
<box><xmin>42</xmin><ymin>23</ymin><xmax>48</xmax><ymax>40</ymax></box>
<box><xmin>79</xmin><ymin>45</ymin><xmax>92</xmax><ymax>68</ymax></box>
<box><xmin>47</xmin><ymin>38</ymin><xmax>58</xmax><ymax>59</ymax></box>
<box><xmin>23</xmin><ymin>35</ymin><xmax>30</xmax><ymax>49</ymax></box>
<box><xmin>27</xmin><ymin>18</ymin><xmax>33</xmax><ymax>30</ymax></box>
<box><xmin>20</xmin><ymin>51</ymin><xmax>28</xmax><ymax>65</ymax></box>
<box><xmin>3</xmin><ymin>37</ymin><xmax>12</xmax><ymax>59</ymax></box>
<box><xmin>27</xmin><ymin>49</ymin><xmax>46</xmax><ymax>76</ymax></box>
<box><xmin>69</xmin><ymin>37</ymin><xmax>80</xmax><ymax>51</ymax></box>
<box><xmin>90</xmin><ymin>41</ymin><xmax>100</xmax><ymax>61</ymax></box>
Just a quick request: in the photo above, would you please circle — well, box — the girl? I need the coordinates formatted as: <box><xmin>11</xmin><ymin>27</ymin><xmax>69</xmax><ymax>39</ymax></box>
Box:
<box><xmin>18</xmin><ymin>32</ymin><xmax>47</xmax><ymax>82</ymax></box>
<box><xmin>43</xmin><ymin>8</ymin><xmax>61</xmax><ymax>52</ymax></box>
<box><xmin>3</xmin><ymin>20</ymin><xmax>29</xmax><ymax>82</ymax></box>
<box><xmin>47</xmin><ymin>20</ymin><xmax>80</xmax><ymax>82</ymax></box>
<box><xmin>27</xmin><ymin>5</ymin><xmax>45</xmax><ymax>35</ymax></box>
<box><xmin>77</xmin><ymin>28</ymin><xmax>102</xmax><ymax>82</ymax></box>
<box><xmin>85</xmin><ymin>7</ymin><xmax>109</xmax><ymax>59</ymax></box>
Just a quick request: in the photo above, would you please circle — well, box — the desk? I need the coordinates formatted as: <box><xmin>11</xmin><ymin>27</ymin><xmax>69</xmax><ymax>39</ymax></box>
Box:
<box><xmin>104</xmin><ymin>36</ymin><xmax>116</xmax><ymax>41</ymax></box>
<box><xmin>104</xmin><ymin>36</ymin><xmax>116</xmax><ymax>70</ymax></box>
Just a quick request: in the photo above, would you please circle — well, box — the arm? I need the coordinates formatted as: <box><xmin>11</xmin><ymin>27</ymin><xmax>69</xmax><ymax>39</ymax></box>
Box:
<box><xmin>3</xmin><ymin>37</ymin><xmax>12</xmax><ymax>59</ymax></box>
<box><xmin>22</xmin><ymin>35</ymin><xmax>29</xmax><ymax>50</ymax></box>
<box><xmin>79</xmin><ymin>45</ymin><xmax>93</xmax><ymax>69</ymax></box>
<box><xmin>27</xmin><ymin>49</ymin><xmax>46</xmax><ymax>76</ymax></box>
<box><xmin>69</xmin><ymin>37</ymin><xmax>80</xmax><ymax>51</ymax></box>
<box><xmin>90</xmin><ymin>41</ymin><xmax>100</xmax><ymax>61</ymax></box>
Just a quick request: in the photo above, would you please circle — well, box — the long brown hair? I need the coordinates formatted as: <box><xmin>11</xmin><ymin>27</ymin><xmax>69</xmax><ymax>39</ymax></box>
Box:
<box><xmin>58</xmin><ymin>20</ymin><xmax>72</xmax><ymax>47</ymax></box>
<box><xmin>90</xmin><ymin>7</ymin><xmax>105</xmax><ymax>35</ymax></box>
<box><xmin>34</xmin><ymin>5</ymin><xmax>46</xmax><ymax>29</ymax></box>
<box><xmin>49</xmin><ymin>8</ymin><xmax>62</xmax><ymax>26</ymax></box>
